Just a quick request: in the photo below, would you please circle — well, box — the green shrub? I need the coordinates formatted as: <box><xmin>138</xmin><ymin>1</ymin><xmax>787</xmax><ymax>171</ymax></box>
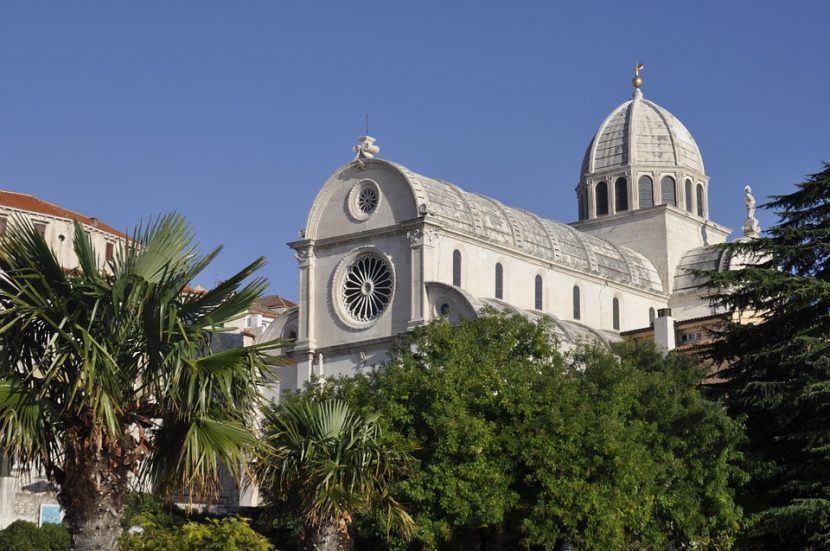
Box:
<box><xmin>0</xmin><ymin>519</ymin><xmax>70</xmax><ymax>551</ymax></box>
<box><xmin>119</xmin><ymin>514</ymin><xmax>274</xmax><ymax>551</ymax></box>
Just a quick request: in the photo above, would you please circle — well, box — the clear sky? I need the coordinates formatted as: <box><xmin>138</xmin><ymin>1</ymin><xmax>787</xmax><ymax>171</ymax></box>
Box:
<box><xmin>1</xmin><ymin>2</ymin><xmax>828</xmax><ymax>298</ymax></box>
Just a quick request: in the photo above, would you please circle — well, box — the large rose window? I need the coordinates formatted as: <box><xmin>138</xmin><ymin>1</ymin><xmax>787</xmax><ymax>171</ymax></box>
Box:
<box><xmin>340</xmin><ymin>253</ymin><xmax>394</xmax><ymax>323</ymax></box>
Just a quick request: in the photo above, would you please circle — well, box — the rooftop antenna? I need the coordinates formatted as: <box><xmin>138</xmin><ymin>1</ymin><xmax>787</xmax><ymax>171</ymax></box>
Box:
<box><xmin>365</xmin><ymin>113</ymin><xmax>369</xmax><ymax>136</ymax></box>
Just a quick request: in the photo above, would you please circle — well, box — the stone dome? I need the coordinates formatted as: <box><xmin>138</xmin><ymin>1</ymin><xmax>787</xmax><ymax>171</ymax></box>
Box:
<box><xmin>581</xmin><ymin>89</ymin><xmax>705</xmax><ymax>177</ymax></box>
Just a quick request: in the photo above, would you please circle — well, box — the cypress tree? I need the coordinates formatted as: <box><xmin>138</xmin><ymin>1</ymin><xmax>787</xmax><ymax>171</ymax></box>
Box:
<box><xmin>708</xmin><ymin>162</ymin><xmax>830</xmax><ymax>548</ymax></box>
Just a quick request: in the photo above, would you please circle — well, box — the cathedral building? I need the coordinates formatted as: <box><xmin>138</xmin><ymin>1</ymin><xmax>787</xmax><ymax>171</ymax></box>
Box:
<box><xmin>263</xmin><ymin>71</ymin><xmax>760</xmax><ymax>393</ymax></box>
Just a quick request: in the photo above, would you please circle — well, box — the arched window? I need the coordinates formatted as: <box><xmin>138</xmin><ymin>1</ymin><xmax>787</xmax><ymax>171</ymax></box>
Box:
<box><xmin>572</xmin><ymin>285</ymin><xmax>581</xmax><ymax>320</ymax></box>
<box><xmin>452</xmin><ymin>250</ymin><xmax>462</xmax><ymax>287</ymax></box>
<box><xmin>661</xmin><ymin>176</ymin><xmax>677</xmax><ymax>206</ymax></box>
<box><xmin>596</xmin><ymin>182</ymin><xmax>609</xmax><ymax>216</ymax></box>
<box><xmin>638</xmin><ymin>175</ymin><xmax>654</xmax><ymax>208</ymax></box>
<box><xmin>696</xmin><ymin>184</ymin><xmax>705</xmax><ymax>217</ymax></box>
<box><xmin>579</xmin><ymin>191</ymin><xmax>589</xmax><ymax>221</ymax></box>
<box><xmin>534</xmin><ymin>275</ymin><xmax>543</xmax><ymax>311</ymax></box>
<box><xmin>612</xmin><ymin>298</ymin><xmax>620</xmax><ymax>330</ymax></box>
<box><xmin>495</xmin><ymin>263</ymin><xmax>503</xmax><ymax>299</ymax></box>
<box><xmin>685</xmin><ymin>179</ymin><xmax>693</xmax><ymax>212</ymax></box>
<box><xmin>615</xmin><ymin>177</ymin><xmax>628</xmax><ymax>212</ymax></box>
<box><xmin>649</xmin><ymin>307</ymin><xmax>656</xmax><ymax>326</ymax></box>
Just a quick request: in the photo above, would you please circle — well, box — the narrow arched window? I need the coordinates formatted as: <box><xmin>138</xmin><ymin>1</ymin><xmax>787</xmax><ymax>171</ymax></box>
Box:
<box><xmin>649</xmin><ymin>307</ymin><xmax>656</xmax><ymax>326</ymax></box>
<box><xmin>573</xmin><ymin>285</ymin><xmax>581</xmax><ymax>320</ymax></box>
<box><xmin>685</xmin><ymin>179</ymin><xmax>693</xmax><ymax>212</ymax></box>
<box><xmin>534</xmin><ymin>275</ymin><xmax>543</xmax><ymax>311</ymax></box>
<box><xmin>661</xmin><ymin>176</ymin><xmax>676</xmax><ymax>206</ymax></box>
<box><xmin>615</xmin><ymin>177</ymin><xmax>628</xmax><ymax>212</ymax></box>
<box><xmin>579</xmin><ymin>191</ymin><xmax>588</xmax><ymax>220</ymax></box>
<box><xmin>596</xmin><ymin>182</ymin><xmax>608</xmax><ymax>216</ymax></box>
<box><xmin>638</xmin><ymin>175</ymin><xmax>654</xmax><ymax>208</ymax></box>
<box><xmin>452</xmin><ymin>250</ymin><xmax>462</xmax><ymax>287</ymax></box>
<box><xmin>696</xmin><ymin>184</ymin><xmax>705</xmax><ymax>217</ymax></box>
<box><xmin>495</xmin><ymin>263</ymin><xmax>503</xmax><ymax>299</ymax></box>
<box><xmin>612</xmin><ymin>298</ymin><xmax>620</xmax><ymax>330</ymax></box>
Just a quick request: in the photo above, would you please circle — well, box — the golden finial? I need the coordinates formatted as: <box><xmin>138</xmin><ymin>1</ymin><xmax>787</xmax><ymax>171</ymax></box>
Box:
<box><xmin>632</xmin><ymin>62</ymin><xmax>644</xmax><ymax>89</ymax></box>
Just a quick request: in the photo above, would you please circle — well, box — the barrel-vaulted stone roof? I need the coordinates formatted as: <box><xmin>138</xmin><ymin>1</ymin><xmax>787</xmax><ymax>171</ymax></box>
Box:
<box><xmin>388</xmin><ymin>161</ymin><xmax>664</xmax><ymax>294</ymax></box>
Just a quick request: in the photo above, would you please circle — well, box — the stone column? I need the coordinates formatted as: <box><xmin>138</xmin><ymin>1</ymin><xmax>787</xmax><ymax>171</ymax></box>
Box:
<box><xmin>406</xmin><ymin>227</ymin><xmax>439</xmax><ymax>329</ymax></box>
<box><xmin>293</xmin><ymin>245</ymin><xmax>315</xmax><ymax>348</ymax></box>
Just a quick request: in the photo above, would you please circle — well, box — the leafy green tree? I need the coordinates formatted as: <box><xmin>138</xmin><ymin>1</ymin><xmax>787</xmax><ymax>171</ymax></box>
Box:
<box><xmin>708</xmin><ymin>163</ymin><xmax>830</xmax><ymax>548</ymax></box>
<box><xmin>330</xmin><ymin>313</ymin><xmax>744</xmax><ymax>550</ymax></box>
<box><xmin>0</xmin><ymin>215</ymin><xmax>278</xmax><ymax>551</ymax></box>
<box><xmin>255</xmin><ymin>397</ymin><xmax>414</xmax><ymax>551</ymax></box>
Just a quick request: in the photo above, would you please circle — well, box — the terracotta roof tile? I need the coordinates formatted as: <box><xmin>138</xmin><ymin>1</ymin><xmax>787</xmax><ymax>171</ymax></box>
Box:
<box><xmin>256</xmin><ymin>295</ymin><xmax>296</xmax><ymax>309</ymax></box>
<box><xmin>0</xmin><ymin>190</ymin><xmax>126</xmax><ymax>239</ymax></box>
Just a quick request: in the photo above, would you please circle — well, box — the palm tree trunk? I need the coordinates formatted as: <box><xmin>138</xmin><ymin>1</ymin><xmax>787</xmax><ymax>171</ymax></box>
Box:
<box><xmin>308</xmin><ymin>519</ymin><xmax>353</xmax><ymax>551</ymax></box>
<box><xmin>60</xmin><ymin>436</ymin><xmax>129</xmax><ymax>551</ymax></box>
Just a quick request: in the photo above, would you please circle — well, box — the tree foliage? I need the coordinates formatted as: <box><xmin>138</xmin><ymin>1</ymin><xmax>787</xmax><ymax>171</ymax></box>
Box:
<box><xmin>255</xmin><ymin>397</ymin><xmax>415</xmax><ymax>550</ymax></box>
<box><xmin>708</xmin><ymin>162</ymin><xmax>830</xmax><ymax>548</ymax></box>
<box><xmin>327</xmin><ymin>313</ymin><xmax>744</xmax><ymax>550</ymax></box>
<box><xmin>0</xmin><ymin>214</ymin><xmax>279</xmax><ymax>550</ymax></box>
<box><xmin>119</xmin><ymin>514</ymin><xmax>273</xmax><ymax>551</ymax></box>
<box><xmin>0</xmin><ymin>519</ymin><xmax>70</xmax><ymax>551</ymax></box>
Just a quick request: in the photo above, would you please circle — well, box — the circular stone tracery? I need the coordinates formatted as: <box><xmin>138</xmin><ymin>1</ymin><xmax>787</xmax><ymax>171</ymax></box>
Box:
<box><xmin>347</xmin><ymin>180</ymin><xmax>381</xmax><ymax>221</ymax></box>
<box><xmin>357</xmin><ymin>186</ymin><xmax>378</xmax><ymax>214</ymax></box>
<box><xmin>341</xmin><ymin>253</ymin><xmax>393</xmax><ymax>323</ymax></box>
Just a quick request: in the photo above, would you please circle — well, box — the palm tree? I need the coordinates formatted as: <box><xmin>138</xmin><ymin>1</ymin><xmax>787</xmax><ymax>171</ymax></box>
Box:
<box><xmin>0</xmin><ymin>214</ymin><xmax>279</xmax><ymax>550</ymax></box>
<box><xmin>255</xmin><ymin>397</ymin><xmax>414</xmax><ymax>551</ymax></box>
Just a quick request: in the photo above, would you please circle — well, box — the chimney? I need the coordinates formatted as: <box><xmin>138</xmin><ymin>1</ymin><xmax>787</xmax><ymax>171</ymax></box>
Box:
<box><xmin>654</xmin><ymin>308</ymin><xmax>676</xmax><ymax>352</ymax></box>
<box><xmin>90</xmin><ymin>217</ymin><xmax>99</xmax><ymax>228</ymax></box>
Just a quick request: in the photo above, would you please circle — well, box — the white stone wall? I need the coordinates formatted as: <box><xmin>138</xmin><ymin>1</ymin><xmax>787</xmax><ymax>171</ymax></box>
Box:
<box><xmin>432</xmin><ymin>234</ymin><xmax>665</xmax><ymax>332</ymax></box>
<box><xmin>573</xmin><ymin>205</ymin><xmax>731</xmax><ymax>296</ymax></box>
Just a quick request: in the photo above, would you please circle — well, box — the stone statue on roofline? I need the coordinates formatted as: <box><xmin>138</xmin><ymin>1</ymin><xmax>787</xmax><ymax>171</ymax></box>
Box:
<box><xmin>742</xmin><ymin>185</ymin><xmax>761</xmax><ymax>238</ymax></box>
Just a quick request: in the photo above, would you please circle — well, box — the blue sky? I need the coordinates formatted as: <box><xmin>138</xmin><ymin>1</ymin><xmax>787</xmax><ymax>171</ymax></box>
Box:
<box><xmin>1</xmin><ymin>2</ymin><xmax>827</xmax><ymax>298</ymax></box>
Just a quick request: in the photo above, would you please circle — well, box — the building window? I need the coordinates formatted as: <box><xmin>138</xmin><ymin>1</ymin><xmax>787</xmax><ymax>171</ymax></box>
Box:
<box><xmin>679</xmin><ymin>332</ymin><xmax>702</xmax><ymax>343</ymax></box>
<box><xmin>638</xmin><ymin>176</ymin><xmax>654</xmax><ymax>208</ymax></box>
<box><xmin>534</xmin><ymin>275</ymin><xmax>543</xmax><ymax>311</ymax></box>
<box><xmin>696</xmin><ymin>184</ymin><xmax>705</xmax><ymax>217</ymax></box>
<box><xmin>685</xmin><ymin>179</ymin><xmax>693</xmax><ymax>213</ymax></box>
<box><xmin>615</xmin><ymin>177</ymin><xmax>628</xmax><ymax>212</ymax></box>
<box><xmin>612</xmin><ymin>298</ymin><xmax>620</xmax><ymax>330</ymax></box>
<box><xmin>649</xmin><ymin>307</ymin><xmax>656</xmax><ymax>326</ymax></box>
<box><xmin>661</xmin><ymin>176</ymin><xmax>677</xmax><ymax>206</ymax></box>
<box><xmin>341</xmin><ymin>252</ymin><xmax>394</xmax><ymax>323</ymax></box>
<box><xmin>495</xmin><ymin>263</ymin><xmax>503</xmax><ymax>299</ymax></box>
<box><xmin>573</xmin><ymin>285</ymin><xmax>581</xmax><ymax>320</ymax></box>
<box><xmin>105</xmin><ymin>242</ymin><xmax>114</xmax><ymax>262</ymax></box>
<box><xmin>452</xmin><ymin>250</ymin><xmax>462</xmax><ymax>287</ymax></box>
<box><xmin>596</xmin><ymin>182</ymin><xmax>609</xmax><ymax>215</ymax></box>
<box><xmin>33</xmin><ymin>222</ymin><xmax>46</xmax><ymax>238</ymax></box>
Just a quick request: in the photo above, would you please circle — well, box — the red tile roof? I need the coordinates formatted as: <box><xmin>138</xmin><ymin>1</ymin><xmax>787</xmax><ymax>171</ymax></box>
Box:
<box><xmin>0</xmin><ymin>190</ymin><xmax>126</xmax><ymax>238</ymax></box>
<box><xmin>257</xmin><ymin>295</ymin><xmax>296</xmax><ymax>309</ymax></box>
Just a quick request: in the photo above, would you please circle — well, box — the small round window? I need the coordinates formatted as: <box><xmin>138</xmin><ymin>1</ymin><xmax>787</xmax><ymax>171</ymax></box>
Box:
<box><xmin>347</xmin><ymin>180</ymin><xmax>381</xmax><ymax>221</ymax></box>
<box><xmin>340</xmin><ymin>253</ymin><xmax>394</xmax><ymax>324</ymax></box>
